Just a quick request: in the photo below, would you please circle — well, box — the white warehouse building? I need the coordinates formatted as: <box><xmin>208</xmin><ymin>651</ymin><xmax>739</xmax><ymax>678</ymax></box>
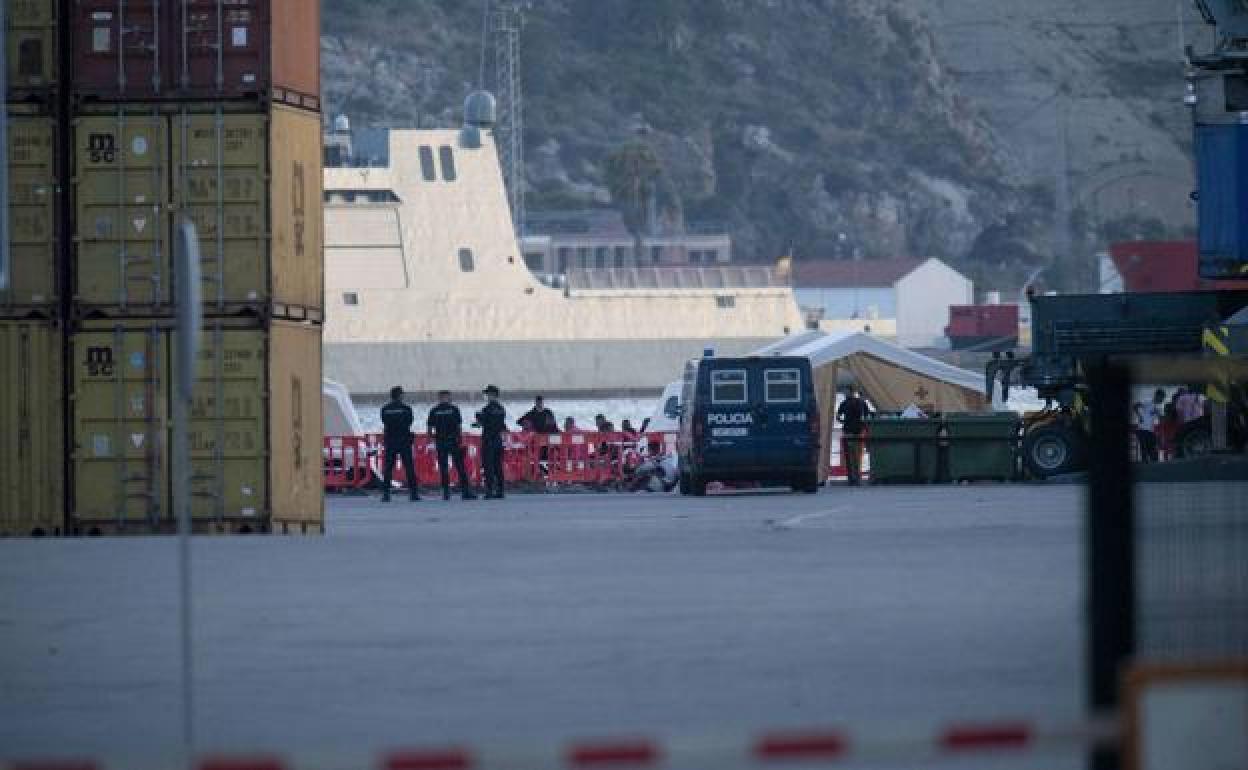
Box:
<box><xmin>793</xmin><ymin>258</ymin><xmax>974</xmax><ymax>348</ymax></box>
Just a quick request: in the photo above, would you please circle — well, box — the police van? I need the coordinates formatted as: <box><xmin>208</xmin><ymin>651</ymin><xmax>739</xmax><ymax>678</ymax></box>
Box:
<box><xmin>677</xmin><ymin>355</ymin><xmax>820</xmax><ymax>495</ymax></box>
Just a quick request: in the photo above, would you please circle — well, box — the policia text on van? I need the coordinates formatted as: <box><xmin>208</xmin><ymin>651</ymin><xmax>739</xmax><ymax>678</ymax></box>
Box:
<box><xmin>677</xmin><ymin>356</ymin><xmax>820</xmax><ymax>495</ymax></box>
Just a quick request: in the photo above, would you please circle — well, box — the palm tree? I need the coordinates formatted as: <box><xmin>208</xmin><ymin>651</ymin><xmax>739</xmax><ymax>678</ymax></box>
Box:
<box><xmin>605</xmin><ymin>141</ymin><xmax>662</xmax><ymax>265</ymax></box>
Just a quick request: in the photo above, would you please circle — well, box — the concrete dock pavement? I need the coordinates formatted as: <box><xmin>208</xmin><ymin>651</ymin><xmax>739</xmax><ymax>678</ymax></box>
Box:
<box><xmin>0</xmin><ymin>487</ymin><xmax>1084</xmax><ymax>768</ymax></box>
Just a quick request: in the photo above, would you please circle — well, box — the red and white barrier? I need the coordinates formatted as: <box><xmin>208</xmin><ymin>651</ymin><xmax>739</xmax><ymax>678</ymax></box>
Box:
<box><xmin>4</xmin><ymin>716</ymin><xmax>1119</xmax><ymax>769</ymax></box>
<box><xmin>324</xmin><ymin>431</ymin><xmax>672</xmax><ymax>493</ymax></box>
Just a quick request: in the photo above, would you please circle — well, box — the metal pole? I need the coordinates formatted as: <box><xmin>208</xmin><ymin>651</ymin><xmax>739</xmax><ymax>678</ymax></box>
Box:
<box><xmin>1</xmin><ymin>0</ymin><xmax>10</xmax><ymax>292</ymax></box>
<box><xmin>1085</xmin><ymin>363</ymin><xmax>1135</xmax><ymax>770</ymax></box>
<box><xmin>173</xmin><ymin>220</ymin><xmax>202</xmax><ymax>768</ymax></box>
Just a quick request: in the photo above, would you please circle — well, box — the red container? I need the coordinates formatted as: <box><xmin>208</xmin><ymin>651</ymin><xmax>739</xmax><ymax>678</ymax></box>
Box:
<box><xmin>70</xmin><ymin>0</ymin><xmax>320</xmax><ymax>109</ymax></box>
<box><xmin>1108</xmin><ymin>240</ymin><xmax>1248</xmax><ymax>293</ymax></box>
<box><xmin>946</xmin><ymin>304</ymin><xmax>1019</xmax><ymax>350</ymax></box>
<box><xmin>946</xmin><ymin>306</ymin><xmax>979</xmax><ymax>338</ymax></box>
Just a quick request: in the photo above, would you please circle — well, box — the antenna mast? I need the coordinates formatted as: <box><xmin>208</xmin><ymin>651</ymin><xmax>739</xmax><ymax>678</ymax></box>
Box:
<box><xmin>493</xmin><ymin>2</ymin><xmax>527</xmax><ymax>236</ymax></box>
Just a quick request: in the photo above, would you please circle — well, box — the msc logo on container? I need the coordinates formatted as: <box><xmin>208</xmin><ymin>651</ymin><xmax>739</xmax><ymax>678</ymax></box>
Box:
<box><xmin>85</xmin><ymin>346</ymin><xmax>114</xmax><ymax>377</ymax></box>
<box><xmin>707</xmin><ymin>412</ymin><xmax>753</xmax><ymax>425</ymax></box>
<box><xmin>87</xmin><ymin>133</ymin><xmax>116</xmax><ymax>163</ymax></box>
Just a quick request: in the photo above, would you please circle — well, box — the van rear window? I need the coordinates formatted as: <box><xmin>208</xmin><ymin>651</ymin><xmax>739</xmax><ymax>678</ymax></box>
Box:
<box><xmin>765</xmin><ymin>369</ymin><xmax>801</xmax><ymax>403</ymax></box>
<box><xmin>710</xmin><ymin>369</ymin><xmax>747</xmax><ymax>404</ymax></box>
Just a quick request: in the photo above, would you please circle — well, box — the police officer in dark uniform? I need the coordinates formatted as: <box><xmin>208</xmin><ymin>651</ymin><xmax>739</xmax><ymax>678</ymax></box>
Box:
<box><xmin>836</xmin><ymin>386</ymin><xmax>873</xmax><ymax>486</ymax></box>
<box><xmin>380</xmin><ymin>385</ymin><xmax>420</xmax><ymax>502</ymax></box>
<box><xmin>475</xmin><ymin>384</ymin><xmax>508</xmax><ymax>499</ymax></box>
<box><xmin>427</xmin><ymin>389</ymin><xmax>476</xmax><ymax>501</ymax></box>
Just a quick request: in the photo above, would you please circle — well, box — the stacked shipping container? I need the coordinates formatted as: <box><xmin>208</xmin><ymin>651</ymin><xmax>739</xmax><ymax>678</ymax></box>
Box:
<box><xmin>4</xmin><ymin>0</ymin><xmax>64</xmax><ymax>536</ymax></box>
<box><xmin>2</xmin><ymin>0</ymin><xmax>323</xmax><ymax>536</ymax></box>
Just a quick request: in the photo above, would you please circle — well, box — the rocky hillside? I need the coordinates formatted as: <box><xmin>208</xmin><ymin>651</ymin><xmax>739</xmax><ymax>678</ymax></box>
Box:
<box><xmin>322</xmin><ymin>0</ymin><xmax>1201</xmax><ymax>292</ymax></box>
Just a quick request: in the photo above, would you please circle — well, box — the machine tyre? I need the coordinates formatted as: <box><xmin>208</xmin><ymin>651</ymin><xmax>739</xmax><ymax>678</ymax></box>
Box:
<box><xmin>1023</xmin><ymin>422</ymin><xmax>1085</xmax><ymax>478</ymax></box>
<box><xmin>1174</xmin><ymin>417</ymin><xmax>1213</xmax><ymax>459</ymax></box>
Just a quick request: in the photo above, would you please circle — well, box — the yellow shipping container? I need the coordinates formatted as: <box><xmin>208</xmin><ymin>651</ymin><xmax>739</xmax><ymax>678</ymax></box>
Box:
<box><xmin>73</xmin><ymin>104</ymin><xmax>324</xmax><ymax>317</ymax></box>
<box><xmin>4</xmin><ymin>108</ymin><xmax>59</xmax><ymax>309</ymax></box>
<box><xmin>70</xmin><ymin>319</ymin><xmax>323</xmax><ymax>534</ymax></box>
<box><xmin>0</xmin><ymin>320</ymin><xmax>64</xmax><ymax>536</ymax></box>
<box><xmin>5</xmin><ymin>0</ymin><xmax>56</xmax><ymax>93</ymax></box>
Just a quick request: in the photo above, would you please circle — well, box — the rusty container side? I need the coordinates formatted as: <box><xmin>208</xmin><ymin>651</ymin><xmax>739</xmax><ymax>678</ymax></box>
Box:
<box><xmin>70</xmin><ymin>319</ymin><xmax>169</xmax><ymax>530</ymax></box>
<box><xmin>72</xmin><ymin>108</ymin><xmax>171</xmax><ymax>311</ymax></box>
<box><xmin>268</xmin><ymin>0</ymin><xmax>320</xmax><ymax>110</ymax></box>
<box><xmin>4</xmin><ymin>107</ymin><xmax>59</xmax><ymax>310</ymax></box>
<box><xmin>267</xmin><ymin>320</ymin><xmax>322</xmax><ymax>532</ymax></box>
<box><xmin>70</xmin><ymin>0</ymin><xmax>321</xmax><ymax>107</ymax></box>
<box><xmin>0</xmin><ymin>319</ymin><xmax>64</xmax><ymax>536</ymax></box>
<box><xmin>267</xmin><ymin>104</ymin><xmax>323</xmax><ymax>315</ymax></box>
<box><xmin>173</xmin><ymin>0</ymin><xmax>267</xmax><ymax>99</ymax></box>
<box><xmin>70</xmin><ymin>0</ymin><xmax>166</xmax><ymax>100</ymax></box>
<box><xmin>6</xmin><ymin>0</ymin><xmax>57</xmax><ymax>95</ymax></box>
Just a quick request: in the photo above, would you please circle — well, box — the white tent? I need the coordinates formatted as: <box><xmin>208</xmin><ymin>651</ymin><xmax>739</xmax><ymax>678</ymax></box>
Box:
<box><xmin>758</xmin><ymin>330</ymin><xmax>986</xmax><ymax>406</ymax></box>
<box><xmin>323</xmin><ymin>379</ymin><xmax>365</xmax><ymax>437</ymax></box>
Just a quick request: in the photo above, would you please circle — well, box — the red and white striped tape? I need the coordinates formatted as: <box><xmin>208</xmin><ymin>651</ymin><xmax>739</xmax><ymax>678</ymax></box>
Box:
<box><xmin>5</xmin><ymin>716</ymin><xmax>1120</xmax><ymax>770</ymax></box>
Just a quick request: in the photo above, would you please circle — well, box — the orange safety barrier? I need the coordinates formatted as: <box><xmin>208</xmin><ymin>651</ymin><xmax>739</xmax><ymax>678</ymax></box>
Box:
<box><xmin>326</xmin><ymin>431</ymin><xmax>680</xmax><ymax>492</ymax></box>
<box><xmin>329</xmin><ymin>429</ymin><xmax>875</xmax><ymax>491</ymax></box>
<box><xmin>322</xmin><ymin>435</ymin><xmax>381</xmax><ymax>491</ymax></box>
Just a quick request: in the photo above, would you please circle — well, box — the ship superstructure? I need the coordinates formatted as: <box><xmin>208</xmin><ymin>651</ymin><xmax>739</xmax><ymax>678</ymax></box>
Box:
<box><xmin>323</xmin><ymin>124</ymin><xmax>803</xmax><ymax>397</ymax></box>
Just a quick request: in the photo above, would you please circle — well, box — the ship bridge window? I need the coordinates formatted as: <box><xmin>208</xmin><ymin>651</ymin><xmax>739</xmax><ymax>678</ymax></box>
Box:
<box><xmin>342</xmin><ymin>292</ymin><xmax>359</xmax><ymax>306</ymax></box>
<box><xmin>458</xmin><ymin>248</ymin><xmax>475</xmax><ymax>272</ymax></box>
<box><xmin>323</xmin><ymin>189</ymin><xmax>400</xmax><ymax>204</ymax></box>
<box><xmin>715</xmin><ymin>295</ymin><xmax>736</xmax><ymax>309</ymax></box>
<box><xmin>419</xmin><ymin>146</ymin><xmax>436</xmax><ymax>181</ymax></box>
<box><xmin>439</xmin><ymin>146</ymin><xmax>457</xmax><ymax>181</ymax></box>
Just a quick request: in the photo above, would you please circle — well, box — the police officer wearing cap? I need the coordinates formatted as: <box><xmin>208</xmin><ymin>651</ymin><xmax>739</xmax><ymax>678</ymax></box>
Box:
<box><xmin>475</xmin><ymin>384</ymin><xmax>508</xmax><ymax>499</ymax></box>
<box><xmin>380</xmin><ymin>385</ymin><xmax>420</xmax><ymax>502</ymax></box>
<box><xmin>427</xmin><ymin>390</ymin><xmax>477</xmax><ymax>500</ymax></box>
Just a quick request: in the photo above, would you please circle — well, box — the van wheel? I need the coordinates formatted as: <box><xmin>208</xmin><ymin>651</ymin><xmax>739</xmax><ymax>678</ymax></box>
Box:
<box><xmin>691</xmin><ymin>475</ymin><xmax>707</xmax><ymax>496</ymax></box>
<box><xmin>789</xmin><ymin>474</ymin><xmax>817</xmax><ymax>493</ymax></box>
<box><xmin>678</xmin><ymin>471</ymin><xmax>691</xmax><ymax>496</ymax></box>
<box><xmin>801</xmin><ymin>472</ymin><xmax>819</xmax><ymax>494</ymax></box>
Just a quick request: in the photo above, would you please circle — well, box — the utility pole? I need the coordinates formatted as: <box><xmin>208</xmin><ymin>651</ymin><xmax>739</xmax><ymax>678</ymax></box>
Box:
<box><xmin>493</xmin><ymin>2</ymin><xmax>528</xmax><ymax>236</ymax></box>
<box><xmin>1</xmin><ymin>0</ymin><xmax>10</xmax><ymax>292</ymax></box>
<box><xmin>1053</xmin><ymin>84</ymin><xmax>1073</xmax><ymax>292</ymax></box>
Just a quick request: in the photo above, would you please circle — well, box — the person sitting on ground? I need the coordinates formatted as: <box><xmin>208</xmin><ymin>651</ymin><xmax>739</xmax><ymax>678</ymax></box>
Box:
<box><xmin>594</xmin><ymin>414</ymin><xmax>616</xmax><ymax>433</ymax></box>
<box><xmin>621</xmin><ymin>419</ymin><xmax>639</xmax><ymax>439</ymax></box>
<box><xmin>563</xmin><ymin>416</ymin><xmax>583</xmax><ymax>433</ymax></box>
<box><xmin>628</xmin><ymin>439</ymin><xmax>679</xmax><ymax>493</ymax></box>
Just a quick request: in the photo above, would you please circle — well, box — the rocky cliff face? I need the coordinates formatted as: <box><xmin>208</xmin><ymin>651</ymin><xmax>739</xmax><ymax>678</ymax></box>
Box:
<box><xmin>322</xmin><ymin>0</ymin><xmax>1200</xmax><ymax>292</ymax></box>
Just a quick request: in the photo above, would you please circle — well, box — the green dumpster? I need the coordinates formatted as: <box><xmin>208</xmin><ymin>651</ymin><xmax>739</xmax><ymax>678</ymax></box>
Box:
<box><xmin>944</xmin><ymin>413</ymin><xmax>1021</xmax><ymax>482</ymax></box>
<box><xmin>866</xmin><ymin>417</ymin><xmax>941</xmax><ymax>483</ymax></box>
